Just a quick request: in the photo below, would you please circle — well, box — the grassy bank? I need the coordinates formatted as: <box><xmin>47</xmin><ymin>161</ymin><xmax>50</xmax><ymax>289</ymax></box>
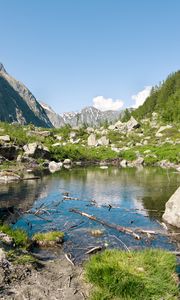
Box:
<box><xmin>85</xmin><ymin>249</ymin><xmax>179</xmax><ymax>300</ymax></box>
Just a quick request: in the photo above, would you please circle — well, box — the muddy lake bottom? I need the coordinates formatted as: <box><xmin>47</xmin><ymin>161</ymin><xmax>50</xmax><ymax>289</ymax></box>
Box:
<box><xmin>0</xmin><ymin>166</ymin><xmax>180</xmax><ymax>264</ymax></box>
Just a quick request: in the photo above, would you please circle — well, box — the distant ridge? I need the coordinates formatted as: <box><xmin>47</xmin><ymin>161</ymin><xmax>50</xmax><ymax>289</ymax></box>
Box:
<box><xmin>41</xmin><ymin>102</ymin><xmax>125</xmax><ymax>128</ymax></box>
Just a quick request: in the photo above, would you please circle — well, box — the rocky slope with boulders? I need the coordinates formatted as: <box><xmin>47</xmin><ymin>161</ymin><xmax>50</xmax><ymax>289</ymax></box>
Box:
<box><xmin>0</xmin><ymin>110</ymin><xmax>179</xmax><ymax>183</ymax></box>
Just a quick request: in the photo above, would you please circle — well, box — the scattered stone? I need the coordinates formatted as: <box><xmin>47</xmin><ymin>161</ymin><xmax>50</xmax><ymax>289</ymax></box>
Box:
<box><xmin>163</xmin><ymin>186</ymin><xmax>180</xmax><ymax>228</ymax></box>
<box><xmin>0</xmin><ymin>171</ymin><xmax>21</xmax><ymax>183</ymax></box>
<box><xmin>133</xmin><ymin>157</ymin><xmax>144</xmax><ymax>166</ymax></box>
<box><xmin>0</xmin><ymin>135</ymin><xmax>10</xmax><ymax>142</ymax></box>
<box><xmin>63</xmin><ymin>159</ymin><xmax>72</xmax><ymax>165</ymax></box>
<box><xmin>86</xmin><ymin>127</ymin><xmax>94</xmax><ymax>134</ymax></box>
<box><xmin>126</xmin><ymin>116</ymin><xmax>140</xmax><ymax>132</ymax></box>
<box><xmin>120</xmin><ymin>159</ymin><xmax>127</xmax><ymax>168</ymax></box>
<box><xmin>87</xmin><ymin>133</ymin><xmax>97</xmax><ymax>146</ymax></box>
<box><xmin>48</xmin><ymin>161</ymin><xmax>63</xmax><ymax>173</ymax></box>
<box><xmin>100</xmin><ymin>166</ymin><xmax>108</xmax><ymax>169</ymax></box>
<box><xmin>155</xmin><ymin>125</ymin><xmax>172</xmax><ymax>137</ymax></box>
<box><xmin>0</xmin><ymin>232</ymin><xmax>13</xmax><ymax>245</ymax></box>
<box><xmin>69</xmin><ymin>132</ymin><xmax>76</xmax><ymax>139</ymax></box>
<box><xmin>90</xmin><ymin>229</ymin><xmax>103</xmax><ymax>237</ymax></box>
<box><xmin>54</xmin><ymin>135</ymin><xmax>62</xmax><ymax>141</ymax></box>
<box><xmin>98</xmin><ymin>136</ymin><xmax>109</xmax><ymax>146</ymax></box>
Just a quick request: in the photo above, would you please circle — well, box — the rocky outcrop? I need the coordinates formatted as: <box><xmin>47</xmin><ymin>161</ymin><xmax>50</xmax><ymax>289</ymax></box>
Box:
<box><xmin>163</xmin><ymin>186</ymin><xmax>180</xmax><ymax>228</ymax></box>
<box><xmin>0</xmin><ymin>63</ymin><xmax>52</xmax><ymax>127</ymax></box>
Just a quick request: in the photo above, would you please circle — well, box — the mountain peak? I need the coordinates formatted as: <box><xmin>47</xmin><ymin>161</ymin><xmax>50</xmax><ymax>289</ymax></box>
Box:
<box><xmin>0</xmin><ymin>63</ymin><xmax>7</xmax><ymax>73</ymax></box>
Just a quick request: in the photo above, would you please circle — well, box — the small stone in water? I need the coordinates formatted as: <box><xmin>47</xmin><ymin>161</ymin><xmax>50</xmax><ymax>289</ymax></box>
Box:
<box><xmin>90</xmin><ymin>229</ymin><xmax>103</xmax><ymax>237</ymax></box>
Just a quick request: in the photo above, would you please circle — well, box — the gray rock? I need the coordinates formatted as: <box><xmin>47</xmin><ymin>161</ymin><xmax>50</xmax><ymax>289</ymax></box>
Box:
<box><xmin>63</xmin><ymin>159</ymin><xmax>72</xmax><ymax>165</ymax></box>
<box><xmin>120</xmin><ymin>159</ymin><xmax>127</xmax><ymax>168</ymax></box>
<box><xmin>23</xmin><ymin>142</ymin><xmax>50</xmax><ymax>159</ymax></box>
<box><xmin>86</xmin><ymin>127</ymin><xmax>94</xmax><ymax>134</ymax></box>
<box><xmin>155</xmin><ymin>125</ymin><xmax>172</xmax><ymax>137</ymax></box>
<box><xmin>88</xmin><ymin>133</ymin><xmax>97</xmax><ymax>146</ymax></box>
<box><xmin>97</xmin><ymin>136</ymin><xmax>109</xmax><ymax>146</ymax></box>
<box><xmin>0</xmin><ymin>135</ymin><xmax>10</xmax><ymax>142</ymax></box>
<box><xmin>0</xmin><ymin>171</ymin><xmax>21</xmax><ymax>183</ymax></box>
<box><xmin>163</xmin><ymin>186</ymin><xmax>180</xmax><ymax>228</ymax></box>
<box><xmin>126</xmin><ymin>116</ymin><xmax>140</xmax><ymax>132</ymax></box>
<box><xmin>48</xmin><ymin>161</ymin><xmax>63</xmax><ymax>173</ymax></box>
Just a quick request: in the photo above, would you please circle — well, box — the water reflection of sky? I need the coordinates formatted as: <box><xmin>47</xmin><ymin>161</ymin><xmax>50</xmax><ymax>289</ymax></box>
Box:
<box><xmin>3</xmin><ymin>166</ymin><xmax>180</xmax><ymax>260</ymax></box>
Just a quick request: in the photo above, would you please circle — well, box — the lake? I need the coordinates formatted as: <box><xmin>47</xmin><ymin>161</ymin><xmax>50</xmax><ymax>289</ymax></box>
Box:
<box><xmin>0</xmin><ymin>166</ymin><xmax>180</xmax><ymax>262</ymax></box>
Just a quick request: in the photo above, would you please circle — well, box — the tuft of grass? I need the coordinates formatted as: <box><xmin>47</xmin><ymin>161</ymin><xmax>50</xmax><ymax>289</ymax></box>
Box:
<box><xmin>0</xmin><ymin>224</ymin><xmax>30</xmax><ymax>249</ymax></box>
<box><xmin>7</xmin><ymin>250</ymin><xmax>37</xmax><ymax>265</ymax></box>
<box><xmin>32</xmin><ymin>231</ymin><xmax>64</xmax><ymax>242</ymax></box>
<box><xmin>85</xmin><ymin>249</ymin><xmax>179</xmax><ymax>300</ymax></box>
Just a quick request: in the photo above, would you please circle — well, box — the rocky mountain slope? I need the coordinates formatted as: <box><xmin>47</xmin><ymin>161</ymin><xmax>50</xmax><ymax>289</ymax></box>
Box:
<box><xmin>0</xmin><ymin>63</ymin><xmax>52</xmax><ymax>127</ymax></box>
<box><xmin>41</xmin><ymin>102</ymin><xmax>124</xmax><ymax>128</ymax></box>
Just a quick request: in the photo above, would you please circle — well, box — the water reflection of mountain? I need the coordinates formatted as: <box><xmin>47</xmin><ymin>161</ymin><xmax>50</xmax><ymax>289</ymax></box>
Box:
<box><xmin>0</xmin><ymin>176</ymin><xmax>50</xmax><ymax>222</ymax></box>
<box><xmin>0</xmin><ymin>167</ymin><xmax>179</xmax><ymax>223</ymax></box>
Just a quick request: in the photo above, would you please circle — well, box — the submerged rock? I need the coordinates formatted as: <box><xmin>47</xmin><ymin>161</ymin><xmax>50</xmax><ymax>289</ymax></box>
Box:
<box><xmin>163</xmin><ymin>186</ymin><xmax>180</xmax><ymax>228</ymax></box>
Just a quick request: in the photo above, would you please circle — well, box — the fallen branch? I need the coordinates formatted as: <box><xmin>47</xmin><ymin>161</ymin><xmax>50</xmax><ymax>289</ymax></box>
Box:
<box><xmin>69</xmin><ymin>209</ymin><xmax>141</xmax><ymax>240</ymax></box>
<box><xmin>86</xmin><ymin>246</ymin><xmax>103</xmax><ymax>254</ymax></box>
<box><xmin>22</xmin><ymin>176</ymin><xmax>40</xmax><ymax>181</ymax></box>
<box><xmin>65</xmin><ymin>253</ymin><xmax>75</xmax><ymax>266</ymax></box>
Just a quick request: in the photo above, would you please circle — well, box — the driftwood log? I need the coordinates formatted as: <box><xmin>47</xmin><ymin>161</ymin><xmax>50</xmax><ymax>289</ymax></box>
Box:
<box><xmin>69</xmin><ymin>208</ymin><xmax>141</xmax><ymax>239</ymax></box>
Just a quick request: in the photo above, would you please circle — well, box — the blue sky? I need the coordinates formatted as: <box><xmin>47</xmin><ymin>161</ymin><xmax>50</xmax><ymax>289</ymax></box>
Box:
<box><xmin>0</xmin><ymin>0</ymin><xmax>180</xmax><ymax>113</ymax></box>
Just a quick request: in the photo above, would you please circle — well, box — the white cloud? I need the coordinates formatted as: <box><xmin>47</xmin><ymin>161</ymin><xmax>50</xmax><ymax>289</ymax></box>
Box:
<box><xmin>132</xmin><ymin>86</ymin><xmax>152</xmax><ymax>108</ymax></box>
<box><xmin>93</xmin><ymin>96</ymin><xmax>124</xmax><ymax>111</ymax></box>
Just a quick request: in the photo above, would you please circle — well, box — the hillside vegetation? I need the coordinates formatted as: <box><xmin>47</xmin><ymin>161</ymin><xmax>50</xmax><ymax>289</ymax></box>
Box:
<box><xmin>132</xmin><ymin>71</ymin><xmax>180</xmax><ymax>123</ymax></box>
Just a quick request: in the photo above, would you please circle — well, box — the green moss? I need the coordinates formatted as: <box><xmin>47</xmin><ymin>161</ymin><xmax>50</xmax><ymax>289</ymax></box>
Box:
<box><xmin>32</xmin><ymin>231</ymin><xmax>64</xmax><ymax>242</ymax></box>
<box><xmin>85</xmin><ymin>249</ymin><xmax>179</xmax><ymax>300</ymax></box>
<box><xmin>0</xmin><ymin>224</ymin><xmax>30</xmax><ymax>249</ymax></box>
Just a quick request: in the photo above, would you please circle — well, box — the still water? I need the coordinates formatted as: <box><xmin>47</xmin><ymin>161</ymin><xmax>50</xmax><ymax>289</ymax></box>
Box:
<box><xmin>0</xmin><ymin>167</ymin><xmax>180</xmax><ymax>261</ymax></box>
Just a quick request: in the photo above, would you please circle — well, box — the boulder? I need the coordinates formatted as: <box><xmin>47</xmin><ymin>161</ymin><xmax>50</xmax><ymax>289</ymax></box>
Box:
<box><xmin>48</xmin><ymin>161</ymin><xmax>63</xmax><ymax>173</ymax></box>
<box><xmin>0</xmin><ymin>171</ymin><xmax>21</xmax><ymax>183</ymax></box>
<box><xmin>97</xmin><ymin>136</ymin><xmax>109</xmax><ymax>146</ymax></box>
<box><xmin>108</xmin><ymin>124</ymin><xmax>116</xmax><ymax>130</ymax></box>
<box><xmin>155</xmin><ymin>125</ymin><xmax>172</xmax><ymax>137</ymax></box>
<box><xmin>88</xmin><ymin>133</ymin><xmax>97</xmax><ymax>146</ymax></box>
<box><xmin>0</xmin><ymin>135</ymin><xmax>10</xmax><ymax>142</ymax></box>
<box><xmin>23</xmin><ymin>142</ymin><xmax>50</xmax><ymax>159</ymax></box>
<box><xmin>163</xmin><ymin>186</ymin><xmax>180</xmax><ymax>228</ymax></box>
<box><xmin>63</xmin><ymin>159</ymin><xmax>72</xmax><ymax>165</ymax></box>
<box><xmin>120</xmin><ymin>159</ymin><xmax>127</xmax><ymax>168</ymax></box>
<box><xmin>54</xmin><ymin>135</ymin><xmax>62</xmax><ymax>141</ymax></box>
<box><xmin>86</xmin><ymin>127</ymin><xmax>94</xmax><ymax>134</ymax></box>
<box><xmin>69</xmin><ymin>131</ymin><xmax>76</xmax><ymax>139</ymax></box>
<box><xmin>126</xmin><ymin>117</ymin><xmax>140</xmax><ymax>132</ymax></box>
